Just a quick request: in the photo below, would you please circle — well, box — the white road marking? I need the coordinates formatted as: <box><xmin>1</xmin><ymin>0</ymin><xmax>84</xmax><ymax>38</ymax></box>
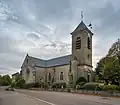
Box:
<box><xmin>19</xmin><ymin>93</ymin><xmax>57</xmax><ymax>105</ymax></box>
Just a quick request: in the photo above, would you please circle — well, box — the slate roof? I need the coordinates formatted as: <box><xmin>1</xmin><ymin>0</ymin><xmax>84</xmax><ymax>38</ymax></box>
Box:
<box><xmin>71</xmin><ymin>21</ymin><xmax>93</xmax><ymax>35</ymax></box>
<box><xmin>29</xmin><ymin>56</ymin><xmax>46</xmax><ymax>67</ymax></box>
<box><xmin>25</xmin><ymin>54</ymin><xmax>71</xmax><ymax>68</ymax></box>
<box><xmin>46</xmin><ymin>55</ymin><xmax>71</xmax><ymax>67</ymax></box>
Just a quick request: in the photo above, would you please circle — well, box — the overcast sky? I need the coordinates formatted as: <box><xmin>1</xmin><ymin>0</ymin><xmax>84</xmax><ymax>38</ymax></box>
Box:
<box><xmin>0</xmin><ymin>0</ymin><xmax>120</xmax><ymax>75</ymax></box>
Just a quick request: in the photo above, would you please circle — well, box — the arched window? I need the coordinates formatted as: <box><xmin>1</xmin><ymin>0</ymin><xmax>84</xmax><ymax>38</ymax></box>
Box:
<box><xmin>87</xmin><ymin>74</ymin><xmax>90</xmax><ymax>82</ymax></box>
<box><xmin>26</xmin><ymin>68</ymin><xmax>30</xmax><ymax>74</ymax></box>
<box><xmin>33</xmin><ymin>71</ymin><xmax>36</xmax><ymax>76</ymax></box>
<box><xmin>60</xmin><ymin>72</ymin><xmax>63</xmax><ymax>80</ymax></box>
<box><xmin>76</xmin><ymin>37</ymin><xmax>81</xmax><ymax>50</ymax></box>
<box><xmin>48</xmin><ymin>73</ymin><xmax>51</xmax><ymax>81</ymax></box>
<box><xmin>88</xmin><ymin>54</ymin><xmax>90</xmax><ymax>60</ymax></box>
<box><xmin>87</xmin><ymin>37</ymin><xmax>91</xmax><ymax>49</ymax></box>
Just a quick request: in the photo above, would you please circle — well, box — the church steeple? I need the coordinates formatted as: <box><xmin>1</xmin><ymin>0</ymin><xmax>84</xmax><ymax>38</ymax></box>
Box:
<box><xmin>71</xmin><ymin>17</ymin><xmax>93</xmax><ymax>65</ymax></box>
<box><xmin>71</xmin><ymin>13</ymin><xmax>93</xmax><ymax>84</ymax></box>
<box><xmin>71</xmin><ymin>11</ymin><xmax>93</xmax><ymax>36</ymax></box>
<box><xmin>71</xmin><ymin>21</ymin><xmax>93</xmax><ymax>35</ymax></box>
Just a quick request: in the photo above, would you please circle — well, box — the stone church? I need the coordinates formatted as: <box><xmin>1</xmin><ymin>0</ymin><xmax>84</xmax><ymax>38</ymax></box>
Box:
<box><xmin>21</xmin><ymin>19</ymin><xmax>93</xmax><ymax>86</ymax></box>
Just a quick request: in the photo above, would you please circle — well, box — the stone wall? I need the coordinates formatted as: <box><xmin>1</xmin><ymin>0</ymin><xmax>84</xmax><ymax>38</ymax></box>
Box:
<box><xmin>46</xmin><ymin>65</ymin><xmax>69</xmax><ymax>83</ymax></box>
<box><xmin>22</xmin><ymin>64</ymin><xmax>69</xmax><ymax>84</ymax></box>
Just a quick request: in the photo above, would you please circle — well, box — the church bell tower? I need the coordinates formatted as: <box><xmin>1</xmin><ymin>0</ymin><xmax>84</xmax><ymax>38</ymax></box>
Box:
<box><xmin>70</xmin><ymin>13</ymin><xmax>93</xmax><ymax>85</ymax></box>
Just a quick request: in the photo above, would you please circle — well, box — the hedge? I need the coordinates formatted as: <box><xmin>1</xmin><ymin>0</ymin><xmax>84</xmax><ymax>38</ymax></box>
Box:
<box><xmin>79</xmin><ymin>82</ymin><xmax>86</xmax><ymax>86</ymax></box>
<box><xmin>82</xmin><ymin>82</ymin><xmax>99</xmax><ymax>90</ymax></box>
<box><xmin>99</xmin><ymin>85</ymin><xmax>119</xmax><ymax>91</ymax></box>
<box><xmin>52</xmin><ymin>82</ymin><xmax>66</xmax><ymax>88</ymax></box>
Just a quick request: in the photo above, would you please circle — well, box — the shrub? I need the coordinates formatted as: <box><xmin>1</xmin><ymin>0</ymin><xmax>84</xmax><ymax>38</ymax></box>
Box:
<box><xmin>42</xmin><ymin>83</ymin><xmax>48</xmax><ymax>89</ymax></box>
<box><xmin>96</xmin><ymin>85</ymin><xmax>103</xmax><ymax>91</ymax></box>
<box><xmin>11</xmin><ymin>82</ymin><xmax>16</xmax><ymax>88</ymax></box>
<box><xmin>33</xmin><ymin>83</ymin><xmax>39</xmax><ymax>88</ymax></box>
<box><xmin>119</xmin><ymin>86</ymin><xmax>120</xmax><ymax>91</ymax></box>
<box><xmin>79</xmin><ymin>82</ymin><xmax>86</xmax><ymax>86</ymax></box>
<box><xmin>52</xmin><ymin>82</ymin><xmax>66</xmax><ymax>89</ymax></box>
<box><xmin>16</xmin><ymin>79</ymin><xmax>25</xmax><ymax>88</ymax></box>
<box><xmin>22</xmin><ymin>83</ymin><xmax>35</xmax><ymax>89</ymax></box>
<box><xmin>67</xmin><ymin>88</ymin><xmax>71</xmax><ymax>92</ymax></box>
<box><xmin>82</xmin><ymin>82</ymin><xmax>99</xmax><ymax>90</ymax></box>
<box><xmin>22</xmin><ymin>84</ymin><xmax>29</xmax><ymax>89</ymax></box>
<box><xmin>76</xmin><ymin>77</ymin><xmax>87</xmax><ymax>85</ymax></box>
<box><xmin>95</xmin><ymin>85</ymin><xmax>119</xmax><ymax>92</ymax></box>
<box><xmin>101</xmin><ymin>85</ymin><xmax>119</xmax><ymax>92</ymax></box>
<box><xmin>76</xmin><ymin>82</ymin><xmax>86</xmax><ymax>90</ymax></box>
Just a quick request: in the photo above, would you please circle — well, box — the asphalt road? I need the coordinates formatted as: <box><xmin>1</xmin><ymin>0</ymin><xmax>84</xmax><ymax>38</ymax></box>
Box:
<box><xmin>0</xmin><ymin>91</ymin><xmax>48</xmax><ymax>105</ymax></box>
<box><xmin>0</xmin><ymin>89</ymin><xmax>120</xmax><ymax>105</ymax></box>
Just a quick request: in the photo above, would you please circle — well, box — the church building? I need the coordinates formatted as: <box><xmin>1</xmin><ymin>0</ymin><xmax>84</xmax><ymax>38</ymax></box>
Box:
<box><xmin>21</xmin><ymin>19</ymin><xmax>93</xmax><ymax>86</ymax></box>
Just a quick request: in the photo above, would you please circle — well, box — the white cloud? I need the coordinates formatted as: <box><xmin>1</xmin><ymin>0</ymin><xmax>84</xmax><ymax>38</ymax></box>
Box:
<box><xmin>0</xmin><ymin>0</ymin><xmax>120</xmax><ymax>74</ymax></box>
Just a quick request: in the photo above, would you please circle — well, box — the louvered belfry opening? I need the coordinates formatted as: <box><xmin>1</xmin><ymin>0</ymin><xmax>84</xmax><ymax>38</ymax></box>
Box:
<box><xmin>76</xmin><ymin>37</ymin><xmax>81</xmax><ymax>50</ymax></box>
<box><xmin>87</xmin><ymin>37</ymin><xmax>91</xmax><ymax>49</ymax></box>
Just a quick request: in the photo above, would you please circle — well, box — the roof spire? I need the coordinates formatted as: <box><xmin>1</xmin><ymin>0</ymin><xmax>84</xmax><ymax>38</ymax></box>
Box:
<box><xmin>81</xmin><ymin>11</ymin><xmax>83</xmax><ymax>21</ymax></box>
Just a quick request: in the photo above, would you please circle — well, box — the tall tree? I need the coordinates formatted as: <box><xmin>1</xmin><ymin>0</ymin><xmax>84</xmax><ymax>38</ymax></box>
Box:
<box><xmin>108</xmin><ymin>39</ymin><xmax>120</xmax><ymax>62</ymax></box>
<box><xmin>95</xmin><ymin>39</ymin><xmax>120</xmax><ymax>85</ymax></box>
<box><xmin>0</xmin><ymin>75</ymin><xmax>12</xmax><ymax>86</ymax></box>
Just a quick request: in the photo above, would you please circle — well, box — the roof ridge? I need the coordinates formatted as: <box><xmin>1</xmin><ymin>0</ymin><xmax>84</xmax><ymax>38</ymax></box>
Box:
<box><xmin>29</xmin><ymin>55</ymin><xmax>45</xmax><ymax>61</ymax></box>
<box><xmin>47</xmin><ymin>54</ymin><xmax>71</xmax><ymax>61</ymax></box>
<box><xmin>28</xmin><ymin>54</ymin><xmax>71</xmax><ymax>61</ymax></box>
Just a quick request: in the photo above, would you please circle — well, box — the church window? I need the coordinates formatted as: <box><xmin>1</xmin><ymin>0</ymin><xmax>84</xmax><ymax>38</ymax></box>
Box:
<box><xmin>60</xmin><ymin>72</ymin><xmax>63</xmax><ymax>80</ymax></box>
<box><xmin>88</xmin><ymin>54</ymin><xmax>90</xmax><ymax>60</ymax></box>
<box><xmin>26</xmin><ymin>68</ymin><xmax>30</xmax><ymax>74</ymax></box>
<box><xmin>76</xmin><ymin>37</ymin><xmax>81</xmax><ymax>50</ymax></box>
<box><xmin>48</xmin><ymin>73</ymin><xmax>51</xmax><ymax>81</ymax></box>
<box><xmin>88</xmin><ymin>74</ymin><xmax>90</xmax><ymax>82</ymax></box>
<box><xmin>33</xmin><ymin>71</ymin><xmax>36</xmax><ymax>76</ymax></box>
<box><xmin>87</xmin><ymin>37</ymin><xmax>91</xmax><ymax>49</ymax></box>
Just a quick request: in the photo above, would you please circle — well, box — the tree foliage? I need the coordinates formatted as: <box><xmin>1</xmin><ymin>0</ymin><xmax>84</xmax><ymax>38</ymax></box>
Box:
<box><xmin>13</xmin><ymin>75</ymin><xmax>25</xmax><ymax>88</ymax></box>
<box><xmin>15</xmin><ymin>78</ymin><xmax>25</xmax><ymax>88</ymax></box>
<box><xmin>108</xmin><ymin>39</ymin><xmax>120</xmax><ymax>57</ymax></box>
<box><xmin>95</xmin><ymin>39</ymin><xmax>120</xmax><ymax>85</ymax></box>
<box><xmin>0</xmin><ymin>75</ymin><xmax>11</xmax><ymax>86</ymax></box>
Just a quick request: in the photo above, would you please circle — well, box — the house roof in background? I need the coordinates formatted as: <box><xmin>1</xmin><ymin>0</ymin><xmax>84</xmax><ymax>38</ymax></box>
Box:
<box><xmin>12</xmin><ymin>72</ymin><xmax>19</xmax><ymax>76</ymax></box>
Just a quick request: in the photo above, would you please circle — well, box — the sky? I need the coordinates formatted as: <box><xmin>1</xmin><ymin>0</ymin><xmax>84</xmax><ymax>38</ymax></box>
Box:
<box><xmin>0</xmin><ymin>0</ymin><xmax>120</xmax><ymax>75</ymax></box>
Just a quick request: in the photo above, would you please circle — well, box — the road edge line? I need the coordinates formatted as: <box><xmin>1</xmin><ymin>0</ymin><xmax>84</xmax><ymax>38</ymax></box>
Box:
<box><xmin>18</xmin><ymin>92</ymin><xmax>57</xmax><ymax>105</ymax></box>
